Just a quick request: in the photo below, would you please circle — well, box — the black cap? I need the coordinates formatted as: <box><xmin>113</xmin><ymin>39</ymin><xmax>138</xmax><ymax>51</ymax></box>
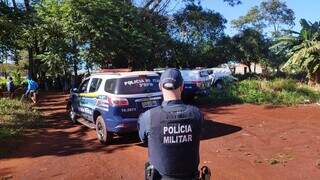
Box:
<box><xmin>159</xmin><ymin>68</ymin><xmax>183</xmax><ymax>90</ymax></box>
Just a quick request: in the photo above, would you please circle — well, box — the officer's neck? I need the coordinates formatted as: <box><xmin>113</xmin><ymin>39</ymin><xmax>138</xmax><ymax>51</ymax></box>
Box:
<box><xmin>162</xmin><ymin>89</ymin><xmax>182</xmax><ymax>102</ymax></box>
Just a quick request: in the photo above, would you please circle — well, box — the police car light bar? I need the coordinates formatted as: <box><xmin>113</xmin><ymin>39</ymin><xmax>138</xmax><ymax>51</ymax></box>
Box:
<box><xmin>99</xmin><ymin>68</ymin><xmax>132</xmax><ymax>73</ymax></box>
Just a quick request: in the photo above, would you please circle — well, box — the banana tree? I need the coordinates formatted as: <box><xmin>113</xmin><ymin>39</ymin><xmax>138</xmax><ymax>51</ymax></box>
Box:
<box><xmin>272</xmin><ymin>19</ymin><xmax>320</xmax><ymax>84</ymax></box>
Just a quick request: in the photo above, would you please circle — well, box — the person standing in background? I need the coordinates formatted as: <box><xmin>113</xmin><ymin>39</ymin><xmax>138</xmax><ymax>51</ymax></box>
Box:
<box><xmin>6</xmin><ymin>77</ymin><xmax>15</xmax><ymax>98</ymax></box>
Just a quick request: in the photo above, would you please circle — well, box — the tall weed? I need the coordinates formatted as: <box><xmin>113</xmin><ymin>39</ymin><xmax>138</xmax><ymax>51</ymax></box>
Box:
<box><xmin>204</xmin><ymin>79</ymin><xmax>320</xmax><ymax>105</ymax></box>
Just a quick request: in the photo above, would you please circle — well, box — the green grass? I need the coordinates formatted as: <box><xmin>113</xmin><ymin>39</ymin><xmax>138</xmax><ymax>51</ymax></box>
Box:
<box><xmin>200</xmin><ymin>78</ymin><xmax>320</xmax><ymax>106</ymax></box>
<box><xmin>0</xmin><ymin>98</ymin><xmax>41</xmax><ymax>144</ymax></box>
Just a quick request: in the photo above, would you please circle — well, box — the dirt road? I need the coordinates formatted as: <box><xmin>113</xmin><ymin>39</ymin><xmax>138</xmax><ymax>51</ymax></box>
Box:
<box><xmin>1</xmin><ymin>93</ymin><xmax>320</xmax><ymax>180</ymax></box>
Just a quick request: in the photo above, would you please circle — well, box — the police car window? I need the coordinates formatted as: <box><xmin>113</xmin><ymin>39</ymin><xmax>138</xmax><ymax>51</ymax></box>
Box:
<box><xmin>79</xmin><ymin>79</ymin><xmax>89</xmax><ymax>93</ymax></box>
<box><xmin>104</xmin><ymin>79</ymin><xmax>117</xmax><ymax>93</ymax></box>
<box><xmin>89</xmin><ymin>78</ymin><xmax>102</xmax><ymax>92</ymax></box>
<box><xmin>104</xmin><ymin>76</ymin><xmax>160</xmax><ymax>94</ymax></box>
<box><xmin>199</xmin><ymin>71</ymin><xmax>209</xmax><ymax>77</ymax></box>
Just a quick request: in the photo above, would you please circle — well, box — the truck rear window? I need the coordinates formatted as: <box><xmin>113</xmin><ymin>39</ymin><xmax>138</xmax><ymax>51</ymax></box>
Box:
<box><xmin>105</xmin><ymin>76</ymin><xmax>160</xmax><ymax>94</ymax></box>
<box><xmin>199</xmin><ymin>71</ymin><xmax>209</xmax><ymax>77</ymax></box>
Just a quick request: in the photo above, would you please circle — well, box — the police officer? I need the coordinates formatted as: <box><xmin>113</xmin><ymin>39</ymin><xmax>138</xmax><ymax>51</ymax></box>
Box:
<box><xmin>138</xmin><ymin>68</ymin><xmax>204</xmax><ymax>180</ymax></box>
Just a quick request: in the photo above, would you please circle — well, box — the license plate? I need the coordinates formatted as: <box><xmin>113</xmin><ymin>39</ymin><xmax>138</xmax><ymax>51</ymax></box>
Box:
<box><xmin>141</xmin><ymin>100</ymin><xmax>158</xmax><ymax>108</ymax></box>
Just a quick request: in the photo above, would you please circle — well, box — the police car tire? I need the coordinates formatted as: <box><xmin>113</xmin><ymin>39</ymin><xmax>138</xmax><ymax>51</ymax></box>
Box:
<box><xmin>96</xmin><ymin>116</ymin><xmax>113</xmax><ymax>145</ymax></box>
<box><xmin>215</xmin><ymin>80</ymin><xmax>224</xmax><ymax>90</ymax></box>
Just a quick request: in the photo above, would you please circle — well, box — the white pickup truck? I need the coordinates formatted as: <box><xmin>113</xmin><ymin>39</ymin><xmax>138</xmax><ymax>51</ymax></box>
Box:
<box><xmin>180</xmin><ymin>69</ymin><xmax>211</xmax><ymax>100</ymax></box>
<box><xmin>207</xmin><ymin>67</ymin><xmax>237</xmax><ymax>89</ymax></box>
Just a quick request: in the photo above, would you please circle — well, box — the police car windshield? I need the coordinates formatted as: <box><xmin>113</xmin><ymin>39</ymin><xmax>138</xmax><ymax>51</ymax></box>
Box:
<box><xmin>105</xmin><ymin>76</ymin><xmax>160</xmax><ymax>94</ymax></box>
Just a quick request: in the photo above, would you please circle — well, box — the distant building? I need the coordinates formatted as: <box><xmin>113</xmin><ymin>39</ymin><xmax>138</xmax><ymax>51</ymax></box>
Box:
<box><xmin>232</xmin><ymin>63</ymin><xmax>263</xmax><ymax>74</ymax></box>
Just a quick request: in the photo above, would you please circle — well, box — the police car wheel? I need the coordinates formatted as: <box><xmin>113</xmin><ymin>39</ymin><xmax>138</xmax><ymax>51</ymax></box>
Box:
<box><xmin>215</xmin><ymin>80</ymin><xmax>224</xmax><ymax>90</ymax></box>
<box><xmin>69</xmin><ymin>106</ymin><xmax>77</xmax><ymax>124</ymax></box>
<box><xmin>96</xmin><ymin>116</ymin><xmax>113</xmax><ymax>144</ymax></box>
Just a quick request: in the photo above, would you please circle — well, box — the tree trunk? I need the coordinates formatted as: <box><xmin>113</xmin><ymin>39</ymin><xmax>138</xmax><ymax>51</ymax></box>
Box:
<box><xmin>71</xmin><ymin>41</ymin><xmax>78</xmax><ymax>87</ymax></box>
<box><xmin>313</xmin><ymin>69</ymin><xmax>320</xmax><ymax>84</ymax></box>
<box><xmin>73</xmin><ymin>58</ymin><xmax>78</xmax><ymax>85</ymax></box>
<box><xmin>13</xmin><ymin>49</ymin><xmax>19</xmax><ymax>65</ymax></box>
<box><xmin>12</xmin><ymin>0</ymin><xmax>17</xmax><ymax>11</ymax></box>
<box><xmin>246</xmin><ymin>63</ymin><xmax>252</xmax><ymax>73</ymax></box>
<box><xmin>25</xmin><ymin>0</ymin><xmax>34</xmax><ymax>79</ymax></box>
<box><xmin>308</xmin><ymin>70</ymin><xmax>320</xmax><ymax>85</ymax></box>
<box><xmin>28</xmin><ymin>47</ymin><xmax>34</xmax><ymax>79</ymax></box>
<box><xmin>24</xmin><ymin>0</ymin><xmax>31</xmax><ymax>12</ymax></box>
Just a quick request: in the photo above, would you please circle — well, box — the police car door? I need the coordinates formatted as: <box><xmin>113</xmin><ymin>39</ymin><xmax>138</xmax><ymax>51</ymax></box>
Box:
<box><xmin>85</xmin><ymin>78</ymin><xmax>103</xmax><ymax>121</ymax></box>
<box><xmin>77</xmin><ymin>78</ymin><xmax>90</xmax><ymax>120</ymax></box>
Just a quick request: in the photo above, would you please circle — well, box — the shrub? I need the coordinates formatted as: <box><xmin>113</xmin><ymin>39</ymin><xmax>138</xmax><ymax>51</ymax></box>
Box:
<box><xmin>0</xmin><ymin>78</ymin><xmax>6</xmax><ymax>91</ymax></box>
<box><xmin>0</xmin><ymin>71</ymin><xmax>27</xmax><ymax>90</ymax></box>
<box><xmin>201</xmin><ymin>79</ymin><xmax>320</xmax><ymax>105</ymax></box>
<box><xmin>0</xmin><ymin>98</ymin><xmax>41</xmax><ymax>141</ymax></box>
<box><xmin>12</xmin><ymin>70</ymin><xmax>24</xmax><ymax>86</ymax></box>
<box><xmin>233</xmin><ymin>73</ymin><xmax>262</xmax><ymax>81</ymax></box>
<box><xmin>267</xmin><ymin>78</ymin><xmax>297</xmax><ymax>92</ymax></box>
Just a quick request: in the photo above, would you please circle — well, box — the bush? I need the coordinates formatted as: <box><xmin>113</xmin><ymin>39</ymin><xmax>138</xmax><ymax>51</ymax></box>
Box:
<box><xmin>0</xmin><ymin>98</ymin><xmax>41</xmax><ymax>141</ymax></box>
<box><xmin>233</xmin><ymin>73</ymin><xmax>262</xmax><ymax>81</ymax></box>
<box><xmin>0</xmin><ymin>78</ymin><xmax>6</xmax><ymax>91</ymax></box>
<box><xmin>267</xmin><ymin>78</ymin><xmax>297</xmax><ymax>91</ymax></box>
<box><xmin>202</xmin><ymin>79</ymin><xmax>320</xmax><ymax>105</ymax></box>
<box><xmin>234</xmin><ymin>71</ymin><xmax>308</xmax><ymax>82</ymax></box>
<box><xmin>0</xmin><ymin>75</ymin><xmax>27</xmax><ymax>94</ymax></box>
<box><xmin>12</xmin><ymin>70</ymin><xmax>24</xmax><ymax>86</ymax></box>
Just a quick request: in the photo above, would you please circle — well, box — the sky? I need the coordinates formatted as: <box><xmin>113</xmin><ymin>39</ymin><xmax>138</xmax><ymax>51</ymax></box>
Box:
<box><xmin>197</xmin><ymin>0</ymin><xmax>320</xmax><ymax>35</ymax></box>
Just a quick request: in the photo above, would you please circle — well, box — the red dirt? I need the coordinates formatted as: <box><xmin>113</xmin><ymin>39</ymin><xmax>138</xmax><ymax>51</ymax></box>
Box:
<box><xmin>1</xmin><ymin>93</ymin><xmax>320</xmax><ymax>180</ymax></box>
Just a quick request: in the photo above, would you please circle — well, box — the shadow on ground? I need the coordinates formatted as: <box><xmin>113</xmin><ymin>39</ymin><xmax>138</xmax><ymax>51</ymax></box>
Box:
<box><xmin>201</xmin><ymin>119</ymin><xmax>242</xmax><ymax>140</ymax></box>
<box><xmin>0</xmin><ymin>92</ymin><xmax>241</xmax><ymax>160</ymax></box>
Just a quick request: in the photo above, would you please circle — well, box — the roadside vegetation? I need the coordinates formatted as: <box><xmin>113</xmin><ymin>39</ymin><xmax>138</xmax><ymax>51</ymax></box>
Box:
<box><xmin>0</xmin><ymin>70</ymin><xmax>25</xmax><ymax>91</ymax></box>
<box><xmin>0</xmin><ymin>98</ymin><xmax>41</xmax><ymax>155</ymax></box>
<box><xmin>201</xmin><ymin>78</ymin><xmax>320</xmax><ymax>106</ymax></box>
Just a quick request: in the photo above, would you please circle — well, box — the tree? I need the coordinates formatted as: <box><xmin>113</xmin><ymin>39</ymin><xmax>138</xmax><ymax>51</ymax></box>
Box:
<box><xmin>231</xmin><ymin>6</ymin><xmax>265</xmax><ymax>32</ymax></box>
<box><xmin>272</xmin><ymin>19</ymin><xmax>320</xmax><ymax>84</ymax></box>
<box><xmin>0</xmin><ymin>1</ymin><xmax>23</xmax><ymax>64</ymax></box>
<box><xmin>169</xmin><ymin>3</ymin><xmax>227</xmax><ymax>67</ymax></box>
<box><xmin>261</xmin><ymin>0</ymin><xmax>295</xmax><ymax>36</ymax></box>
<box><xmin>35</xmin><ymin>0</ymin><xmax>72</xmax><ymax>77</ymax></box>
<box><xmin>65</xmin><ymin>0</ymin><xmax>171</xmax><ymax>70</ymax></box>
<box><xmin>231</xmin><ymin>0</ymin><xmax>295</xmax><ymax>36</ymax></box>
<box><xmin>1</xmin><ymin>0</ymin><xmax>240</xmax><ymax>77</ymax></box>
<box><xmin>139</xmin><ymin>0</ymin><xmax>242</xmax><ymax>14</ymax></box>
<box><xmin>232</xmin><ymin>28</ymin><xmax>269</xmax><ymax>73</ymax></box>
<box><xmin>204</xmin><ymin>36</ymin><xmax>235</xmax><ymax>67</ymax></box>
<box><xmin>171</xmin><ymin>4</ymin><xmax>226</xmax><ymax>44</ymax></box>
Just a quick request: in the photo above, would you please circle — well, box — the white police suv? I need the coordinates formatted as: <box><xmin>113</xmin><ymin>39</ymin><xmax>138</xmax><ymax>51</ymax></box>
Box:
<box><xmin>67</xmin><ymin>70</ymin><xmax>162</xmax><ymax>144</ymax></box>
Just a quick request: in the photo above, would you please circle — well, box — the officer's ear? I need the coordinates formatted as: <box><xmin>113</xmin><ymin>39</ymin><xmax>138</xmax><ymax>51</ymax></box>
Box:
<box><xmin>179</xmin><ymin>83</ymin><xmax>184</xmax><ymax>93</ymax></box>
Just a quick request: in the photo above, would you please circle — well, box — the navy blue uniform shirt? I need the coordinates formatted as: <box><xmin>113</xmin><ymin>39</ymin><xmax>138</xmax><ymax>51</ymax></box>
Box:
<box><xmin>138</xmin><ymin>100</ymin><xmax>203</xmax><ymax>177</ymax></box>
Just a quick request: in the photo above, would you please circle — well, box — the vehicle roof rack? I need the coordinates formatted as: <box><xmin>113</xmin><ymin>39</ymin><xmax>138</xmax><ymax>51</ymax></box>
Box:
<box><xmin>195</xmin><ymin>67</ymin><xmax>205</xmax><ymax>70</ymax></box>
<box><xmin>153</xmin><ymin>68</ymin><xmax>167</xmax><ymax>71</ymax></box>
<box><xmin>99</xmin><ymin>68</ymin><xmax>132</xmax><ymax>73</ymax></box>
